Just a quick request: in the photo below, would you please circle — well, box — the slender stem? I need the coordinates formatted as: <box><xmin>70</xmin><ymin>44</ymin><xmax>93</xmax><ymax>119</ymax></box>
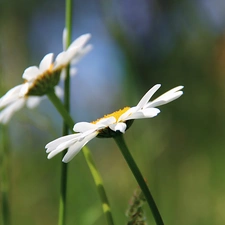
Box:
<box><xmin>65</xmin><ymin>0</ymin><xmax>72</xmax><ymax>49</ymax></box>
<box><xmin>47</xmin><ymin>91</ymin><xmax>115</xmax><ymax>225</ymax></box>
<box><xmin>58</xmin><ymin>0</ymin><xmax>73</xmax><ymax>223</ymax></box>
<box><xmin>82</xmin><ymin>146</ymin><xmax>114</xmax><ymax>225</ymax></box>
<box><xmin>0</xmin><ymin>125</ymin><xmax>11</xmax><ymax>225</ymax></box>
<box><xmin>113</xmin><ymin>134</ymin><xmax>164</xmax><ymax>225</ymax></box>
<box><xmin>47</xmin><ymin>91</ymin><xmax>74</xmax><ymax>131</ymax></box>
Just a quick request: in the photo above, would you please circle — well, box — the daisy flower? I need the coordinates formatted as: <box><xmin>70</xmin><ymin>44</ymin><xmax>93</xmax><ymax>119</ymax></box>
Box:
<box><xmin>0</xmin><ymin>32</ymin><xmax>91</xmax><ymax>124</ymax></box>
<box><xmin>46</xmin><ymin>84</ymin><xmax>183</xmax><ymax>163</ymax></box>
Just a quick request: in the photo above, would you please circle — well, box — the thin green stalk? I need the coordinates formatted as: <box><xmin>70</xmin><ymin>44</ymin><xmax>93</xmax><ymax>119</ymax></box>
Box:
<box><xmin>58</xmin><ymin>0</ymin><xmax>73</xmax><ymax>223</ymax></box>
<box><xmin>47</xmin><ymin>90</ymin><xmax>115</xmax><ymax>225</ymax></box>
<box><xmin>47</xmin><ymin>91</ymin><xmax>74</xmax><ymax>131</ymax></box>
<box><xmin>0</xmin><ymin>126</ymin><xmax>11</xmax><ymax>225</ymax></box>
<box><xmin>113</xmin><ymin>134</ymin><xmax>164</xmax><ymax>225</ymax></box>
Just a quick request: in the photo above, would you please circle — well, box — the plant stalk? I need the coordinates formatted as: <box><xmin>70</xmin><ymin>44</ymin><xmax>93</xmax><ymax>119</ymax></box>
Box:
<box><xmin>114</xmin><ymin>134</ymin><xmax>164</xmax><ymax>225</ymax></box>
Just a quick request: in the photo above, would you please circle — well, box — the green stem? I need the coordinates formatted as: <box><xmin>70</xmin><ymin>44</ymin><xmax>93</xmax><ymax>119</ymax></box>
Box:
<box><xmin>47</xmin><ymin>91</ymin><xmax>74</xmax><ymax>131</ymax></box>
<box><xmin>47</xmin><ymin>91</ymin><xmax>115</xmax><ymax>225</ymax></box>
<box><xmin>0</xmin><ymin>125</ymin><xmax>11</xmax><ymax>225</ymax></box>
<box><xmin>113</xmin><ymin>134</ymin><xmax>164</xmax><ymax>225</ymax></box>
<box><xmin>82</xmin><ymin>146</ymin><xmax>114</xmax><ymax>225</ymax></box>
<box><xmin>58</xmin><ymin>0</ymin><xmax>73</xmax><ymax>223</ymax></box>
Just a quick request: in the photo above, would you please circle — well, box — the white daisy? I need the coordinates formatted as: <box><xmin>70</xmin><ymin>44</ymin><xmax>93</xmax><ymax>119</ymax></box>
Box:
<box><xmin>0</xmin><ymin>32</ymin><xmax>91</xmax><ymax>124</ymax></box>
<box><xmin>46</xmin><ymin>84</ymin><xmax>184</xmax><ymax>163</ymax></box>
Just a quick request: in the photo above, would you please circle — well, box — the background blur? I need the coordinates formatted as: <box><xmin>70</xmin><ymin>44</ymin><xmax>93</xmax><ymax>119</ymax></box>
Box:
<box><xmin>1</xmin><ymin>0</ymin><xmax>225</xmax><ymax>224</ymax></box>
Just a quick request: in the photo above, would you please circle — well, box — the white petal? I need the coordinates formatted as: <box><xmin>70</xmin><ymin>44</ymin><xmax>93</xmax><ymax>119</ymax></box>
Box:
<box><xmin>71</xmin><ymin>44</ymin><xmax>93</xmax><ymax>65</ymax></box>
<box><xmin>45</xmin><ymin>133</ymin><xmax>81</xmax><ymax>152</ymax></box>
<box><xmin>0</xmin><ymin>84</ymin><xmax>24</xmax><ymax>108</ymax></box>
<box><xmin>73</xmin><ymin>117</ymin><xmax>115</xmax><ymax>133</ymax></box>
<box><xmin>68</xmin><ymin>34</ymin><xmax>91</xmax><ymax>51</ymax></box>
<box><xmin>26</xmin><ymin>96</ymin><xmax>43</xmax><ymax>108</ymax></box>
<box><xmin>136</xmin><ymin>84</ymin><xmax>161</xmax><ymax>109</ymax></box>
<box><xmin>118</xmin><ymin>107</ymin><xmax>137</xmax><ymax>122</ymax></box>
<box><xmin>22</xmin><ymin>66</ymin><xmax>40</xmax><ymax>81</ymax></box>
<box><xmin>39</xmin><ymin>53</ymin><xmax>54</xmax><ymax>72</ymax></box>
<box><xmin>19</xmin><ymin>83</ymin><xmax>29</xmax><ymax>97</ymax></box>
<box><xmin>96</xmin><ymin>116</ymin><xmax>116</xmax><ymax>125</ymax></box>
<box><xmin>55</xmin><ymin>86</ymin><xmax>64</xmax><ymax>99</ymax></box>
<box><xmin>109</xmin><ymin>122</ymin><xmax>127</xmax><ymax>133</ymax></box>
<box><xmin>70</xmin><ymin>67</ymin><xmax>77</xmax><ymax>76</ymax></box>
<box><xmin>73</xmin><ymin>122</ymin><xmax>98</xmax><ymax>133</ymax></box>
<box><xmin>126</xmin><ymin>108</ymin><xmax>160</xmax><ymax>120</ymax></box>
<box><xmin>62</xmin><ymin>131</ymin><xmax>97</xmax><ymax>163</ymax></box>
<box><xmin>63</xmin><ymin>28</ymin><xmax>67</xmax><ymax>50</ymax></box>
<box><xmin>146</xmin><ymin>86</ymin><xmax>184</xmax><ymax>108</ymax></box>
<box><xmin>0</xmin><ymin>98</ymin><xmax>26</xmax><ymax>124</ymax></box>
<box><xmin>54</xmin><ymin>51</ymin><xmax>68</xmax><ymax>69</ymax></box>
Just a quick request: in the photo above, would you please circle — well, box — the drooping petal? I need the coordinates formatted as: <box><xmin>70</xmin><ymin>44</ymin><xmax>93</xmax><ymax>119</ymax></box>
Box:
<box><xmin>109</xmin><ymin>122</ymin><xmax>127</xmax><ymax>133</ymax></box>
<box><xmin>39</xmin><ymin>53</ymin><xmax>54</xmax><ymax>73</ymax></box>
<box><xmin>136</xmin><ymin>84</ymin><xmax>161</xmax><ymax>110</ymax></box>
<box><xmin>62</xmin><ymin>131</ymin><xmax>98</xmax><ymax>163</ymax></box>
<box><xmin>0</xmin><ymin>98</ymin><xmax>26</xmax><ymax>124</ymax></box>
<box><xmin>22</xmin><ymin>66</ymin><xmax>40</xmax><ymax>81</ymax></box>
<box><xmin>0</xmin><ymin>84</ymin><xmax>24</xmax><ymax>108</ymax></box>
<box><xmin>19</xmin><ymin>83</ymin><xmax>29</xmax><ymax>97</ymax></box>
<box><xmin>27</xmin><ymin>96</ymin><xmax>44</xmax><ymax>108</ymax></box>
<box><xmin>125</xmin><ymin>108</ymin><xmax>160</xmax><ymax>120</ymax></box>
<box><xmin>45</xmin><ymin>133</ymin><xmax>81</xmax><ymax>153</ymax></box>
<box><xmin>146</xmin><ymin>86</ymin><xmax>184</xmax><ymax>108</ymax></box>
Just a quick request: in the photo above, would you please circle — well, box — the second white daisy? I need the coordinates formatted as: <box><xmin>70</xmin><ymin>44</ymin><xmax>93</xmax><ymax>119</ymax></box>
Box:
<box><xmin>46</xmin><ymin>84</ymin><xmax>184</xmax><ymax>163</ymax></box>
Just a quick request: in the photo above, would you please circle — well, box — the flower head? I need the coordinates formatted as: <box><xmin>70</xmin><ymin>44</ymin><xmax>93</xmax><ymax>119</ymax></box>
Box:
<box><xmin>46</xmin><ymin>84</ymin><xmax>183</xmax><ymax>163</ymax></box>
<box><xmin>0</xmin><ymin>32</ymin><xmax>91</xmax><ymax>124</ymax></box>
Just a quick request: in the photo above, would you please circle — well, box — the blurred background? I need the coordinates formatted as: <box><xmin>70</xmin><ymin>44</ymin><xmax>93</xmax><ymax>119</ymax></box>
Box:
<box><xmin>1</xmin><ymin>0</ymin><xmax>225</xmax><ymax>224</ymax></box>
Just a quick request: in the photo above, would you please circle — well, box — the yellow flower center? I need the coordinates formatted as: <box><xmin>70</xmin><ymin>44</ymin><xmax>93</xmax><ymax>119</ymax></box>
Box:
<box><xmin>92</xmin><ymin>107</ymin><xmax>130</xmax><ymax>124</ymax></box>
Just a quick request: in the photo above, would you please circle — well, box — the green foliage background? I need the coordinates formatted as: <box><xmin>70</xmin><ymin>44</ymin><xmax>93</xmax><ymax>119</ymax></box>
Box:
<box><xmin>1</xmin><ymin>0</ymin><xmax>225</xmax><ymax>224</ymax></box>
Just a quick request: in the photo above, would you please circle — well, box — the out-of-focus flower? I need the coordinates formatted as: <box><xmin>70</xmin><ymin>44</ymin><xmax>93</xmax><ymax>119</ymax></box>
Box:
<box><xmin>46</xmin><ymin>84</ymin><xmax>183</xmax><ymax>163</ymax></box>
<box><xmin>0</xmin><ymin>32</ymin><xmax>91</xmax><ymax>124</ymax></box>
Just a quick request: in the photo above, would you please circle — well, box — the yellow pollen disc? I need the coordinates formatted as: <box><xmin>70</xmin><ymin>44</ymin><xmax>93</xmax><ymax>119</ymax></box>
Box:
<box><xmin>92</xmin><ymin>107</ymin><xmax>130</xmax><ymax>124</ymax></box>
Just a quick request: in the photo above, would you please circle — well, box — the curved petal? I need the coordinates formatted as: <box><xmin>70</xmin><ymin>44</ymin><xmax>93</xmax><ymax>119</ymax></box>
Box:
<box><xmin>74</xmin><ymin>117</ymin><xmax>115</xmax><ymax>133</ymax></box>
<box><xmin>45</xmin><ymin>133</ymin><xmax>81</xmax><ymax>153</ymax></box>
<box><xmin>54</xmin><ymin>51</ymin><xmax>68</xmax><ymax>69</ymax></box>
<box><xmin>126</xmin><ymin>108</ymin><xmax>160</xmax><ymax>120</ymax></box>
<box><xmin>96</xmin><ymin>116</ymin><xmax>116</xmax><ymax>125</ymax></box>
<box><xmin>26</xmin><ymin>96</ymin><xmax>43</xmax><ymax>108</ymax></box>
<box><xmin>19</xmin><ymin>82</ymin><xmax>29</xmax><ymax>97</ymax></box>
<box><xmin>39</xmin><ymin>53</ymin><xmax>54</xmax><ymax>72</ymax></box>
<box><xmin>68</xmin><ymin>34</ymin><xmax>91</xmax><ymax>51</ymax></box>
<box><xmin>146</xmin><ymin>86</ymin><xmax>184</xmax><ymax>108</ymax></box>
<box><xmin>0</xmin><ymin>84</ymin><xmax>24</xmax><ymax>108</ymax></box>
<box><xmin>109</xmin><ymin>122</ymin><xmax>127</xmax><ymax>133</ymax></box>
<box><xmin>136</xmin><ymin>84</ymin><xmax>161</xmax><ymax>109</ymax></box>
<box><xmin>73</xmin><ymin>122</ymin><xmax>98</xmax><ymax>133</ymax></box>
<box><xmin>0</xmin><ymin>98</ymin><xmax>26</xmax><ymax>124</ymax></box>
<box><xmin>22</xmin><ymin>66</ymin><xmax>40</xmax><ymax>81</ymax></box>
<box><xmin>118</xmin><ymin>107</ymin><xmax>137</xmax><ymax>122</ymax></box>
<box><xmin>54</xmin><ymin>86</ymin><xmax>64</xmax><ymax>99</ymax></box>
<box><xmin>71</xmin><ymin>44</ymin><xmax>93</xmax><ymax>65</ymax></box>
<box><xmin>62</xmin><ymin>131</ymin><xmax>98</xmax><ymax>163</ymax></box>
